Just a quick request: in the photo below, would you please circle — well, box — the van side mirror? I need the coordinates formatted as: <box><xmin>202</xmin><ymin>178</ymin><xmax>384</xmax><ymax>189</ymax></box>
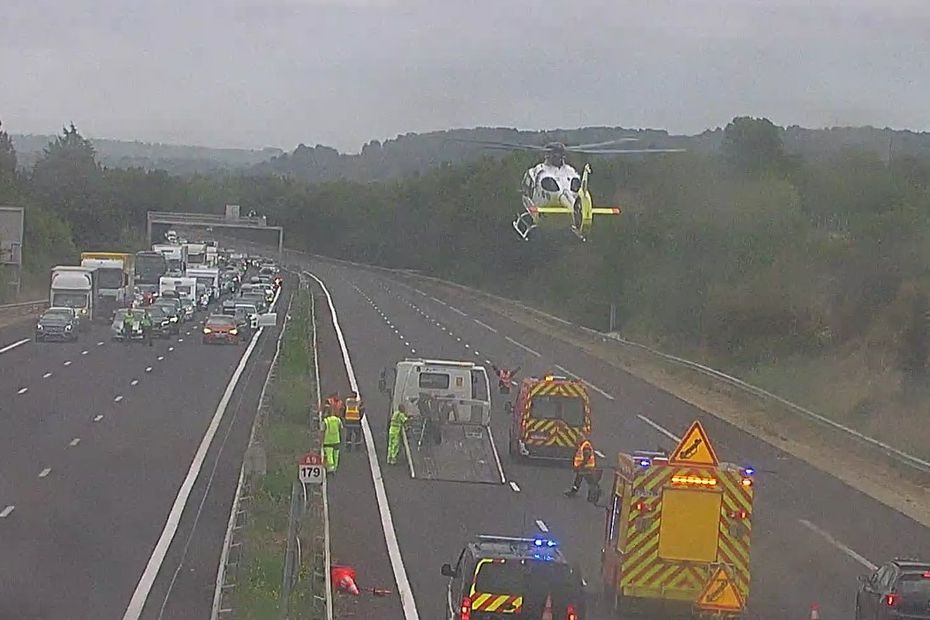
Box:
<box><xmin>258</xmin><ymin>313</ymin><xmax>277</xmax><ymax>327</ymax></box>
<box><xmin>440</xmin><ymin>563</ymin><xmax>456</xmax><ymax>578</ymax></box>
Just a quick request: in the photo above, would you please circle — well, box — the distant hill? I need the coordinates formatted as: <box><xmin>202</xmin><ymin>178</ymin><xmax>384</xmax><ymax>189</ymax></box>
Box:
<box><xmin>253</xmin><ymin>124</ymin><xmax>930</xmax><ymax>184</ymax></box>
<box><xmin>11</xmin><ymin>134</ymin><xmax>283</xmax><ymax>174</ymax></box>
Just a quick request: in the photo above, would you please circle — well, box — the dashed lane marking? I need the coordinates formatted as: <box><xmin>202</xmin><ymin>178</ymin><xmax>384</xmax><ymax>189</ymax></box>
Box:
<box><xmin>130</xmin><ymin>379</ymin><xmax>139</xmax><ymax>386</ymax></box>
<box><xmin>0</xmin><ymin>338</ymin><xmax>30</xmax><ymax>354</ymax></box>
<box><xmin>430</xmin><ymin>296</ymin><xmax>448</xmax><ymax>306</ymax></box>
<box><xmin>168</xmin><ymin>347</ymin><xmax>174</xmax><ymax>352</ymax></box>
<box><xmin>93</xmin><ymin>415</ymin><xmax>104</xmax><ymax>422</ymax></box>
<box><xmin>473</xmin><ymin>319</ymin><xmax>498</xmax><ymax>333</ymax></box>
<box><xmin>69</xmin><ymin>438</ymin><xmax>81</xmax><ymax>447</ymax></box>
<box><xmin>42</xmin><ymin>372</ymin><xmax>52</xmax><ymax>379</ymax></box>
<box><xmin>97</xmin><ymin>341</ymin><xmax>104</xmax><ymax>346</ymax></box>
<box><xmin>799</xmin><ymin>519</ymin><xmax>877</xmax><ymax>570</ymax></box>
<box><xmin>554</xmin><ymin>364</ymin><xmax>615</xmax><ymax>401</ymax></box>
<box><xmin>157</xmin><ymin>356</ymin><xmax>164</xmax><ymax>361</ymax></box>
<box><xmin>636</xmin><ymin>414</ymin><xmax>681</xmax><ymax>443</ymax></box>
<box><xmin>178</xmin><ymin>338</ymin><xmax>184</xmax><ymax>343</ymax></box>
<box><xmin>450</xmin><ymin>306</ymin><xmax>467</xmax><ymax>317</ymax></box>
<box><xmin>81</xmin><ymin>350</ymin><xmax>88</xmax><ymax>356</ymax></box>
<box><xmin>505</xmin><ymin>336</ymin><xmax>541</xmax><ymax>357</ymax></box>
<box><xmin>145</xmin><ymin>367</ymin><xmax>152</xmax><ymax>373</ymax></box>
<box><xmin>114</xmin><ymin>395</ymin><xmax>124</xmax><ymax>403</ymax></box>
<box><xmin>39</xmin><ymin>468</ymin><xmax>51</xmax><ymax>478</ymax></box>
<box><xmin>17</xmin><ymin>387</ymin><xmax>28</xmax><ymax>395</ymax></box>
<box><xmin>509</xmin><ymin>481</ymin><xmax>521</xmax><ymax>492</ymax></box>
<box><xmin>535</xmin><ymin>519</ymin><xmax>549</xmax><ymax>533</ymax></box>
<box><xmin>64</xmin><ymin>361</ymin><xmax>72</xmax><ymax>366</ymax></box>
<box><xmin>0</xmin><ymin>505</ymin><xmax>14</xmax><ymax>518</ymax></box>
<box><xmin>595</xmin><ymin>450</ymin><xmax>606</xmax><ymax>459</ymax></box>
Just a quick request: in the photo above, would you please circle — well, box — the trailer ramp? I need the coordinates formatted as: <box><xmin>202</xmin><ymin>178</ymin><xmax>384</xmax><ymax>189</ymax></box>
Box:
<box><xmin>405</xmin><ymin>424</ymin><xmax>505</xmax><ymax>484</ymax></box>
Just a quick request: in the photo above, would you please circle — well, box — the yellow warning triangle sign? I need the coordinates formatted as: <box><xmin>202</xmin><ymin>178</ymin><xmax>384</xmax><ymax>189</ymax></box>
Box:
<box><xmin>668</xmin><ymin>420</ymin><xmax>719</xmax><ymax>468</ymax></box>
<box><xmin>696</xmin><ymin>566</ymin><xmax>744</xmax><ymax>612</ymax></box>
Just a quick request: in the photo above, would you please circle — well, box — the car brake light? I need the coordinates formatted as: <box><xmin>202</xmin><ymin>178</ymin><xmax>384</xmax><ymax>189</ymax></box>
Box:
<box><xmin>924</xmin><ymin>571</ymin><xmax>930</xmax><ymax>578</ymax></box>
<box><xmin>460</xmin><ymin>596</ymin><xmax>472</xmax><ymax>620</ymax></box>
<box><xmin>884</xmin><ymin>593</ymin><xmax>901</xmax><ymax>607</ymax></box>
<box><xmin>566</xmin><ymin>603</ymin><xmax>579</xmax><ymax>620</ymax></box>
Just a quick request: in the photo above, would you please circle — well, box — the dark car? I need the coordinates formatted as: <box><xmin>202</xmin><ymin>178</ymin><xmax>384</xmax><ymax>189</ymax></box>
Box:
<box><xmin>153</xmin><ymin>300</ymin><xmax>182</xmax><ymax>334</ymax></box>
<box><xmin>442</xmin><ymin>535</ymin><xmax>586</xmax><ymax>619</ymax></box>
<box><xmin>857</xmin><ymin>558</ymin><xmax>930</xmax><ymax>619</ymax></box>
<box><xmin>35</xmin><ymin>307</ymin><xmax>80</xmax><ymax>342</ymax></box>
<box><xmin>146</xmin><ymin>305</ymin><xmax>172</xmax><ymax>338</ymax></box>
<box><xmin>202</xmin><ymin>314</ymin><xmax>241</xmax><ymax>345</ymax></box>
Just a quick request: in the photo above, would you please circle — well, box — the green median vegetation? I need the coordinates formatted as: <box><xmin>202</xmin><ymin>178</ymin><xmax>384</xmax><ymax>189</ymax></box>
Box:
<box><xmin>234</xmin><ymin>284</ymin><xmax>327</xmax><ymax>618</ymax></box>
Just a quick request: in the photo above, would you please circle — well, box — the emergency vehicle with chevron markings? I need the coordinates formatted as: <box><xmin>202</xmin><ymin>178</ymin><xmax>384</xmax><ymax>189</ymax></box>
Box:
<box><xmin>600</xmin><ymin>420</ymin><xmax>755</xmax><ymax>618</ymax></box>
<box><xmin>441</xmin><ymin>535</ymin><xmax>586</xmax><ymax>619</ymax></box>
<box><xmin>507</xmin><ymin>373</ymin><xmax>592</xmax><ymax>461</ymax></box>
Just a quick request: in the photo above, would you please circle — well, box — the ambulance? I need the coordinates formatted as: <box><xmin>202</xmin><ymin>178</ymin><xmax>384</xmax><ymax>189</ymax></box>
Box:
<box><xmin>507</xmin><ymin>373</ymin><xmax>592</xmax><ymax>461</ymax></box>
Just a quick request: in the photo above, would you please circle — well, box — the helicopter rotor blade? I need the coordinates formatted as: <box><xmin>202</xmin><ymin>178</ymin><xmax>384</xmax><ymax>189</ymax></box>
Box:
<box><xmin>568</xmin><ymin>138</ymin><xmax>640</xmax><ymax>149</ymax></box>
<box><xmin>568</xmin><ymin>147</ymin><xmax>687</xmax><ymax>155</ymax></box>
<box><xmin>451</xmin><ymin>138</ymin><xmax>549</xmax><ymax>151</ymax></box>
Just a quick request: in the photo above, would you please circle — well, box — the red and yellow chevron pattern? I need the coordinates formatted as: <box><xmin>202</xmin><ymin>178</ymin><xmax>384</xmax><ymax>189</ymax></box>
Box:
<box><xmin>471</xmin><ymin>593</ymin><xmax>523</xmax><ymax>614</ymax></box>
<box><xmin>619</xmin><ymin>464</ymin><xmax>753</xmax><ymax>604</ymax></box>
<box><xmin>523</xmin><ymin>418</ymin><xmax>583</xmax><ymax>447</ymax></box>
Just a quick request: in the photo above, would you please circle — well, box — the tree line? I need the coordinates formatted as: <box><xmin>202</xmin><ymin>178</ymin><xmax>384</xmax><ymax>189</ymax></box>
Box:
<box><xmin>4</xmin><ymin>117</ymin><xmax>930</xmax><ymax>385</ymax></box>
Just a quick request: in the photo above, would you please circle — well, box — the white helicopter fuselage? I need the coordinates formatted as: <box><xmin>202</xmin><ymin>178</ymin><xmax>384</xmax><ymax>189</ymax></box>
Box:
<box><xmin>521</xmin><ymin>162</ymin><xmax>582</xmax><ymax>220</ymax></box>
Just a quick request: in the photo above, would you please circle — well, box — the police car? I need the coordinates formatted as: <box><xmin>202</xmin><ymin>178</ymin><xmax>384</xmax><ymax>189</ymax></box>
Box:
<box><xmin>441</xmin><ymin>535</ymin><xmax>585</xmax><ymax>619</ymax></box>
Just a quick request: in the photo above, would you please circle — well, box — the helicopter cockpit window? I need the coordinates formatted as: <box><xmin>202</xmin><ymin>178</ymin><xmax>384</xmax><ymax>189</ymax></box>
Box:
<box><xmin>540</xmin><ymin>176</ymin><xmax>559</xmax><ymax>192</ymax></box>
<box><xmin>570</xmin><ymin>177</ymin><xmax>581</xmax><ymax>192</ymax></box>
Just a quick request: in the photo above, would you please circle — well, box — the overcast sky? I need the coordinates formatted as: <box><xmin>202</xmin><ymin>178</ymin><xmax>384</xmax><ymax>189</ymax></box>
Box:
<box><xmin>2</xmin><ymin>0</ymin><xmax>929</xmax><ymax>153</ymax></box>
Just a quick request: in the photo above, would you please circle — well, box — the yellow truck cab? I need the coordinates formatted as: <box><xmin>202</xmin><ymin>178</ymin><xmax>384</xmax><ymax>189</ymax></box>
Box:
<box><xmin>600</xmin><ymin>420</ymin><xmax>754</xmax><ymax>618</ymax></box>
<box><xmin>507</xmin><ymin>373</ymin><xmax>592</xmax><ymax>461</ymax></box>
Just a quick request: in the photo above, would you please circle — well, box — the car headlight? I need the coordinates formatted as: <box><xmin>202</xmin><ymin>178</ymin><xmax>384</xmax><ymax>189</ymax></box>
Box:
<box><xmin>65</xmin><ymin>324</ymin><xmax>73</xmax><ymax>331</ymax></box>
<box><xmin>203</xmin><ymin>328</ymin><xmax>212</xmax><ymax>334</ymax></box>
<box><xmin>36</xmin><ymin>323</ymin><xmax>44</xmax><ymax>330</ymax></box>
<box><xmin>170</xmin><ymin>316</ymin><xmax>178</xmax><ymax>322</ymax></box>
<box><xmin>80</xmin><ymin>308</ymin><xmax>88</xmax><ymax>315</ymax></box>
<box><xmin>229</xmin><ymin>328</ymin><xmax>238</xmax><ymax>335</ymax></box>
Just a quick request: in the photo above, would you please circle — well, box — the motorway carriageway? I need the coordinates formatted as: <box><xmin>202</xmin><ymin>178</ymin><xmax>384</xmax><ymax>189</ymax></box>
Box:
<box><xmin>305</xmin><ymin>257</ymin><xmax>930</xmax><ymax>620</ymax></box>
<box><xmin>0</xmin><ymin>284</ymin><xmax>290</xmax><ymax>619</ymax></box>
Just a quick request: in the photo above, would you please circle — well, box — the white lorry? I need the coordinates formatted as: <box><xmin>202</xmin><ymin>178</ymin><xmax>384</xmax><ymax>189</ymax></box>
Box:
<box><xmin>158</xmin><ymin>276</ymin><xmax>197</xmax><ymax>299</ymax></box>
<box><xmin>50</xmin><ymin>266</ymin><xmax>100</xmax><ymax>322</ymax></box>
<box><xmin>152</xmin><ymin>243</ymin><xmax>188</xmax><ymax>275</ymax></box>
<box><xmin>186</xmin><ymin>266</ymin><xmax>220</xmax><ymax>303</ymax></box>
<box><xmin>185</xmin><ymin>243</ymin><xmax>207</xmax><ymax>267</ymax></box>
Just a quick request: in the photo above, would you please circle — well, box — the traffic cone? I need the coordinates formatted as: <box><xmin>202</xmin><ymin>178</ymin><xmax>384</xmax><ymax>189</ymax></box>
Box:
<box><xmin>541</xmin><ymin>593</ymin><xmax>553</xmax><ymax>620</ymax></box>
<box><xmin>809</xmin><ymin>603</ymin><xmax>821</xmax><ymax>619</ymax></box>
<box><xmin>331</xmin><ymin>565</ymin><xmax>360</xmax><ymax>596</ymax></box>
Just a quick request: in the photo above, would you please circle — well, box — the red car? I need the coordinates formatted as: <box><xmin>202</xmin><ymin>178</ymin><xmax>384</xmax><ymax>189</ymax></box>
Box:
<box><xmin>202</xmin><ymin>315</ymin><xmax>241</xmax><ymax>344</ymax></box>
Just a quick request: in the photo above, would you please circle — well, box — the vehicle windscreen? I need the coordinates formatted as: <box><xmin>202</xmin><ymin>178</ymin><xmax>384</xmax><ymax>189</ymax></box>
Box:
<box><xmin>195</xmin><ymin>276</ymin><xmax>213</xmax><ymax>288</ymax></box>
<box><xmin>207</xmin><ymin>316</ymin><xmax>236</xmax><ymax>327</ymax></box>
<box><xmin>96</xmin><ymin>268</ymin><xmax>123</xmax><ymax>288</ymax></box>
<box><xmin>155</xmin><ymin>303</ymin><xmax>178</xmax><ymax>315</ymax></box>
<box><xmin>473</xmin><ymin>561</ymin><xmax>578</xmax><ymax>612</ymax></box>
<box><xmin>530</xmin><ymin>395</ymin><xmax>586</xmax><ymax>426</ymax></box>
<box><xmin>52</xmin><ymin>293</ymin><xmax>88</xmax><ymax>308</ymax></box>
<box><xmin>45</xmin><ymin>309</ymin><xmax>73</xmax><ymax>319</ymax></box>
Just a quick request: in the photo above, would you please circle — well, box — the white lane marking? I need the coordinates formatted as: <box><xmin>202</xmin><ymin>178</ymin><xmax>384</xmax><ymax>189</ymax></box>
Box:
<box><xmin>178</xmin><ymin>338</ymin><xmax>184</xmax><ymax>343</ymax></box>
<box><xmin>306</xmin><ymin>271</ymin><xmax>420</xmax><ymax>620</ymax></box>
<box><xmin>595</xmin><ymin>450</ymin><xmax>606</xmax><ymax>458</ymax></box>
<box><xmin>535</xmin><ymin>519</ymin><xmax>549</xmax><ymax>533</ymax></box>
<box><xmin>414</xmin><ymin>288</ymin><xmax>427</xmax><ymax>296</ymax></box>
<box><xmin>93</xmin><ymin>415</ymin><xmax>104</xmax><ymax>422</ymax></box>
<box><xmin>505</xmin><ymin>336</ymin><xmax>541</xmax><ymax>357</ymax></box>
<box><xmin>38</xmin><ymin>467</ymin><xmax>51</xmax><ymax>478</ymax></box>
<box><xmin>114</xmin><ymin>395</ymin><xmax>124</xmax><ymax>403</ymax></box>
<box><xmin>636</xmin><ymin>414</ymin><xmax>681</xmax><ymax>443</ymax></box>
<box><xmin>17</xmin><ymin>387</ymin><xmax>28</xmax><ymax>395</ymax></box>
<box><xmin>0</xmin><ymin>505</ymin><xmax>14</xmax><ymax>518</ymax></box>
<box><xmin>474</xmin><ymin>351</ymin><xmax>480</xmax><ymax>356</ymax></box>
<box><xmin>509</xmin><ymin>481</ymin><xmax>521</xmax><ymax>493</ymax></box>
<box><xmin>430</xmin><ymin>296</ymin><xmax>448</xmax><ymax>306</ymax></box>
<box><xmin>81</xmin><ymin>350</ymin><xmax>88</xmax><ymax>356</ymax></box>
<box><xmin>0</xmin><ymin>338</ymin><xmax>30</xmax><ymax>354</ymax></box>
<box><xmin>97</xmin><ymin>341</ymin><xmax>104</xmax><ymax>346</ymax></box>
<box><xmin>121</xmin><ymin>295</ymin><xmax>274</xmax><ymax>620</ymax></box>
<box><xmin>157</xmin><ymin>356</ymin><xmax>164</xmax><ymax>361</ymax></box>
<box><xmin>145</xmin><ymin>367</ymin><xmax>152</xmax><ymax>373</ymax></box>
<box><xmin>130</xmin><ymin>379</ymin><xmax>139</xmax><ymax>386</ymax></box>
<box><xmin>168</xmin><ymin>346</ymin><xmax>174</xmax><ymax>352</ymax></box>
<box><xmin>42</xmin><ymin>372</ymin><xmax>52</xmax><ymax>379</ymax></box>
<box><xmin>410</xmin><ymin>349</ymin><xmax>416</xmax><ymax>354</ymax></box>
<box><xmin>798</xmin><ymin>519</ymin><xmax>877</xmax><ymax>570</ymax></box>
<box><xmin>473</xmin><ymin>319</ymin><xmax>498</xmax><ymax>333</ymax></box>
<box><xmin>464</xmin><ymin>343</ymin><xmax>469</xmax><ymax>348</ymax></box>
<box><xmin>456</xmin><ymin>336</ymin><xmax>462</xmax><ymax>342</ymax></box>
<box><xmin>63</xmin><ymin>360</ymin><xmax>72</xmax><ymax>366</ymax></box>
<box><xmin>69</xmin><ymin>438</ymin><xmax>80</xmax><ymax>447</ymax></box>
<box><xmin>553</xmin><ymin>364</ymin><xmax>615</xmax><ymax>400</ymax></box>
<box><xmin>450</xmin><ymin>306</ymin><xmax>467</xmax><ymax>317</ymax></box>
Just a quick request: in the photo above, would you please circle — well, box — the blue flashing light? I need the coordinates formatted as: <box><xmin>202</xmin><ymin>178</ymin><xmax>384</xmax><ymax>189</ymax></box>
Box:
<box><xmin>533</xmin><ymin>538</ymin><xmax>558</xmax><ymax>548</ymax></box>
<box><xmin>744</xmin><ymin>466</ymin><xmax>755</xmax><ymax>476</ymax></box>
<box><xmin>638</xmin><ymin>458</ymin><xmax>651</xmax><ymax>468</ymax></box>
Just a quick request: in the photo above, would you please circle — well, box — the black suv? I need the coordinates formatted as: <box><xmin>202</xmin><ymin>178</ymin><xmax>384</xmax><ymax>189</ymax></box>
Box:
<box><xmin>857</xmin><ymin>558</ymin><xmax>930</xmax><ymax>619</ymax></box>
<box><xmin>441</xmin><ymin>535</ymin><xmax>585</xmax><ymax>619</ymax></box>
<box><xmin>35</xmin><ymin>307</ymin><xmax>80</xmax><ymax>342</ymax></box>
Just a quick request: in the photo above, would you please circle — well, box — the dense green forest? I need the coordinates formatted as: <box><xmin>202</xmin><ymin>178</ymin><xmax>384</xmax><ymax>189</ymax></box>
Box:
<box><xmin>4</xmin><ymin>116</ymin><xmax>930</xmax><ymax>449</ymax></box>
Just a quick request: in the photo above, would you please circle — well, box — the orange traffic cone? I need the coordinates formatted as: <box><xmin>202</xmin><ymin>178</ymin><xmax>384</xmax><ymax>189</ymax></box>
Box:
<box><xmin>541</xmin><ymin>593</ymin><xmax>553</xmax><ymax>620</ymax></box>
<box><xmin>809</xmin><ymin>603</ymin><xmax>821</xmax><ymax>619</ymax></box>
<box><xmin>331</xmin><ymin>565</ymin><xmax>360</xmax><ymax>596</ymax></box>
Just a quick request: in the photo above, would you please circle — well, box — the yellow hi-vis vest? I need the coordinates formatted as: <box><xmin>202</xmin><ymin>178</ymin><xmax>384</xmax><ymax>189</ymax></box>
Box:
<box><xmin>573</xmin><ymin>440</ymin><xmax>595</xmax><ymax>470</ymax></box>
<box><xmin>344</xmin><ymin>397</ymin><xmax>361</xmax><ymax>422</ymax></box>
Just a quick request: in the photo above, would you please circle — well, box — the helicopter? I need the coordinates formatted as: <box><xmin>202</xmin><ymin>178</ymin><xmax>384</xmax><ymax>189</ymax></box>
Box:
<box><xmin>464</xmin><ymin>138</ymin><xmax>684</xmax><ymax>241</ymax></box>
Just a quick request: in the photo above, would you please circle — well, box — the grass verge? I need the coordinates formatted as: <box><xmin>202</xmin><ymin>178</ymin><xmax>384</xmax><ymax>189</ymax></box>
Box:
<box><xmin>233</xmin><ymin>283</ymin><xmax>327</xmax><ymax>618</ymax></box>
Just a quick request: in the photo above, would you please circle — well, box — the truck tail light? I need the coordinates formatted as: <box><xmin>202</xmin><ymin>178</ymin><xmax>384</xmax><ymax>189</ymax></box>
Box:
<box><xmin>460</xmin><ymin>596</ymin><xmax>472</xmax><ymax>620</ymax></box>
<box><xmin>884</xmin><ymin>593</ymin><xmax>901</xmax><ymax>607</ymax></box>
<box><xmin>566</xmin><ymin>603</ymin><xmax>579</xmax><ymax>620</ymax></box>
<box><xmin>728</xmin><ymin>510</ymin><xmax>749</xmax><ymax>519</ymax></box>
<box><xmin>634</xmin><ymin>501</ymin><xmax>653</xmax><ymax>512</ymax></box>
